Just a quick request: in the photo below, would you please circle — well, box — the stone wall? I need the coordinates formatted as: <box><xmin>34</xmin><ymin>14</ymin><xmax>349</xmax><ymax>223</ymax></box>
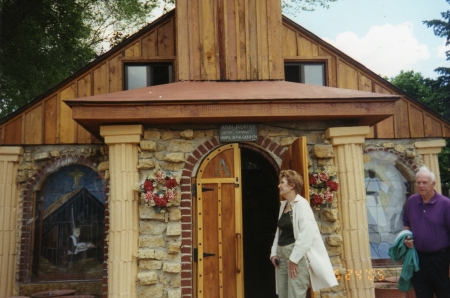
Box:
<box><xmin>134</xmin><ymin>123</ymin><xmax>347</xmax><ymax>298</ymax></box>
<box><xmin>363</xmin><ymin>139</ymin><xmax>424</xmax><ymax>171</ymax></box>
<box><xmin>12</xmin><ymin>126</ymin><xmax>436</xmax><ymax>298</ymax></box>
<box><xmin>135</xmin><ymin>128</ymin><xmax>210</xmax><ymax>298</ymax></box>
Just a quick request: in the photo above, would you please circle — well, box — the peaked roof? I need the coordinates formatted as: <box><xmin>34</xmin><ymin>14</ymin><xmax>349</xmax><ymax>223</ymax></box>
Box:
<box><xmin>65</xmin><ymin>81</ymin><xmax>399</xmax><ymax>140</ymax></box>
<box><xmin>1</xmin><ymin>8</ymin><xmax>448</xmax><ymax>144</ymax></box>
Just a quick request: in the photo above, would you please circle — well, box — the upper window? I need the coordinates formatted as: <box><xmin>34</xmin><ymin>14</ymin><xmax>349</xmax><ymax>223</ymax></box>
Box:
<box><xmin>124</xmin><ymin>63</ymin><xmax>173</xmax><ymax>90</ymax></box>
<box><xmin>284</xmin><ymin>63</ymin><xmax>326</xmax><ymax>86</ymax></box>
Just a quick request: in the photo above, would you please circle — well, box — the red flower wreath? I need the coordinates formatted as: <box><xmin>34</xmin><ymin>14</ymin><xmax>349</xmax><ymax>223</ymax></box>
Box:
<box><xmin>137</xmin><ymin>168</ymin><xmax>179</xmax><ymax>212</ymax></box>
<box><xmin>309</xmin><ymin>170</ymin><xmax>339</xmax><ymax>207</ymax></box>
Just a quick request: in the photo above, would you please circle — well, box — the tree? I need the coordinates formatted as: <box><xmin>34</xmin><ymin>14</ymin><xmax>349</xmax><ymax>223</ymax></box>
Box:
<box><xmin>388</xmin><ymin>70</ymin><xmax>450</xmax><ymax>117</ymax></box>
<box><xmin>0</xmin><ymin>0</ymin><xmax>160</xmax><ymax>118</ymax></box>
<box><xmin>282</xmin><ymin>0</ymin><xmax>337</xmax><ymax>15</ymax></box>
<box><xmin>420</xmin><ymin>1</ymin><xmax>450</xmax><ymax>185</ymax></box>
<box><xmin>389</xmin><ymin>70</ymin><xmax>434</xmax><ymax>104</ymax></box>
<box><xmin>423</xmin><ymin>2</ymin><xmax>450</xmax><ymax>119</ymax></box>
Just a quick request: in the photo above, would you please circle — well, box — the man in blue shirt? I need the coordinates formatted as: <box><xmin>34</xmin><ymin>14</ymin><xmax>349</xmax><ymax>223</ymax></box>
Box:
<box><xmin>403</xmin><ymin>166</ymin><xmax>450</xmax><ymax>298</ymax></box>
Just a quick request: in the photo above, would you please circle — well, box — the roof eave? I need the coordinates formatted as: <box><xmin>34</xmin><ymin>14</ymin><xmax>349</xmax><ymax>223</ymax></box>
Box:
<box><xmin>68</xmin><ymin>98</ymin><xmax>397</xmax><ymax>141</ymax></box>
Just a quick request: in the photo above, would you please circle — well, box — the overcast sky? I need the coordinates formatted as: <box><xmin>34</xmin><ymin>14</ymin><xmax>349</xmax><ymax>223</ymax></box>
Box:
<box><xmin>151</xmin><ymin>0</ymin><xmax>449</xmax><ymax>79</ymax></box>
<box><xmin>289</xmin><ymin>0</ymin><xmax>449</xmax><ymax>79</ymax></box>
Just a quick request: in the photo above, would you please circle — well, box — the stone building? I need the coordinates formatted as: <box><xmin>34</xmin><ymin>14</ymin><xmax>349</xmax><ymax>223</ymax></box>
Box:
<box><xmin>0</xmin><ymin>1</ymin><xmax>449</xmax><ymax>297</ymax></box>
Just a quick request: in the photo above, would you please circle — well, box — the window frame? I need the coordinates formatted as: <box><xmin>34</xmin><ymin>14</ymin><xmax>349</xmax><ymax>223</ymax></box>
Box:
<box><xmin>284</xmin><ymin>57</ymin><xmax>331</xmax><ymax>86</ymax></box>
<box><xmin>122</xmin><ymin>58</ymin><xmax>175</xmax><ymax>90</ymax></box>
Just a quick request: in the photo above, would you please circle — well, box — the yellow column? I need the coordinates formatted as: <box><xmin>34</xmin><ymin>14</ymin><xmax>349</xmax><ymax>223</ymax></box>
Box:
<box><xmin>415</xmin><ymin>139</ymin><xmax>446</xmax><ymax>194</ymax></box>
<box><xmin>0</xmin><ymin>147</ymin><xmax>23</xmax><ymax>297</ymax></box>
<box><xmin>101</xmin><ymin>125</ymin><xmax>143</xmax><ymax>298</ymax></box>
<box><xmin>325</xmin><ymin>127</ymin><xmax>374</xmax><ymax>298</ymax></box>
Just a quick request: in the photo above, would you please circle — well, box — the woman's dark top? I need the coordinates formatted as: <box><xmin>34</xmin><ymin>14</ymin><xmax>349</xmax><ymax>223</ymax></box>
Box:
<box><xmin>277</xmin><ymin>211</ymin><xmax>295</xmax><ymax>246</ymax></box>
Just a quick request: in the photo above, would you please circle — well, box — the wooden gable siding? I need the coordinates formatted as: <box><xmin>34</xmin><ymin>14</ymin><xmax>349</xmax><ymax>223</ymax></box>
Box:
<box><xmin>0</xmin><ymin>15</ymin><xmax>176</xmax><ymax>145</ymax></box>
<box><xmin>281</xmin><ymin>20</ymin><xmax>450</xmax><ymax>139</ymax></box>
<box><xmin>1</xmin><ymin>9</ymin><xmax>449</xmax><ymax>145</ymax></box>
<box><xmin>176</xmin><ymin>0</ymin><xmax>284</xmax><ymax>81</ymax></box>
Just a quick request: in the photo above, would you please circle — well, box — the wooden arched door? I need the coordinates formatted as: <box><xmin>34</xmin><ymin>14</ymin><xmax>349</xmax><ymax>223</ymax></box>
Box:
<box><xmin>194</xmin><ymin>143</ymin><xmax>244</xmax><ymax>298</ymax></box>
<box><xmin>193</xmin><ymin>138</ymin><xmax>310</xmax><ymax>298</ymax></box>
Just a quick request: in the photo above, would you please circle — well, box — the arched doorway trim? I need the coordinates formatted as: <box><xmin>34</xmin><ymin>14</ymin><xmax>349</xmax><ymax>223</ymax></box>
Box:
<box><xmin>179</xmin><ymin>136</ymin><xmax>286</xmax><ymax>296</ymax></box>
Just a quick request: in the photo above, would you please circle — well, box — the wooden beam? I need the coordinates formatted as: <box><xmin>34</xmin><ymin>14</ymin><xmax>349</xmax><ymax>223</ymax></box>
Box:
<box><xmin>70</xmin><ymin>100</ymin><xmax>396</xmax><ymax>140</ymax></box>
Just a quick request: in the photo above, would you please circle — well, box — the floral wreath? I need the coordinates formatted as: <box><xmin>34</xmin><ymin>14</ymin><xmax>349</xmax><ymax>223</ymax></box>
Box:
<box><xmin>309</xmin><ymin>170</ymin><xmax>339</xmax><ymax>207</ymax></box>
<box><xmin>136</xmin><ymin>167</ymin><xmax>179</xmax><ymax>213</ymax></box>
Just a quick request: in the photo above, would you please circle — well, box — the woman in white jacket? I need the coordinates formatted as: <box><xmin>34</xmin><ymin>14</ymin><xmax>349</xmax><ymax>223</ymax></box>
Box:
<box><xmin>270</xmin><ymin>170</ymin><xmax>337</xmax><ymax>297</ymax></box>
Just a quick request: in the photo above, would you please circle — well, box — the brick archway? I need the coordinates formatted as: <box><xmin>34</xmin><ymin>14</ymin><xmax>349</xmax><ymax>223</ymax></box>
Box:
<box><xmin>178</xmin><ymin>136</ymin><xmax>286</xmax><ymax>296</ymax></box>
<box><xmin>19</xmin><ymin>153</ymin><xmax>106</xmax><ymax>283</ymax></box>
<box><xmin>363</xmin><ymin>147</ymin><xmax>418</xmax><ymax>178</ymax></box>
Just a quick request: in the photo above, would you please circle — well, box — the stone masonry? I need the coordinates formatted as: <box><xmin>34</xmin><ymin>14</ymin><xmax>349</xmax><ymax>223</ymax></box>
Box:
<box><xmin>10</xmin><ymin>124</ymin><xmax>437</xmax><ymax>298</ymax></box>
<box><xmin>134</xmin><ymin>123</ymin><xmax>347</xmax><ymax>298</ymax></box>
<box><xmin>133</xmin><ymin>124</ymin><xmax>434</xmax><ymax>298</ymax></box>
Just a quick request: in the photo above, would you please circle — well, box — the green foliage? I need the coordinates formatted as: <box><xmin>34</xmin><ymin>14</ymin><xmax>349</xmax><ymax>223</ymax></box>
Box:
<box><xmin>422</xmin><ymin>0</ymin><xmax>450</xmax><ymax>119</ymax></box>
<box><xmin>0</xmin><ymin>0</ymin><xmax>93</xmax><ymax>117</ymax></box>
<box><xmin>80</xmin><ymin>0</ymin><xmax>160</xmax><ymax>51</ymax></box>
<box><xmin>421</xmin><ymin>1</ymin><xmax>450</xmax><ymax>185</ymax></box>
<box><xmin>0</xmin><ymin>0</ymin><xmax>160</xmax><ymax>118</ymax></box>
<box><xmin>282</xmin><ymin>0</ymin><xmax>338</xmax><ymax>15</ymax></box>
<box><xmin>389</xmin><ymin>70</ymin><xmax>434</xmax><ymax>103</ymax></box>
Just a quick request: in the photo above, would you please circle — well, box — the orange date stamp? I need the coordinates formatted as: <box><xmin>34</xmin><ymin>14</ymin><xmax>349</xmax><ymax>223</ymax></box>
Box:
<box><xmin>334</xmin><ymin>269</ymin><xmax>385</xmax><ymax>281</ymax></box>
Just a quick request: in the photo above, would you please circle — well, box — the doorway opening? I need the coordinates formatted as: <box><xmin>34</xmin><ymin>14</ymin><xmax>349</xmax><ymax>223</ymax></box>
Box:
<box><xmin>241</xmin><ymin>147</ymin><xmax>280</xmax><ymax>298</ymax></box>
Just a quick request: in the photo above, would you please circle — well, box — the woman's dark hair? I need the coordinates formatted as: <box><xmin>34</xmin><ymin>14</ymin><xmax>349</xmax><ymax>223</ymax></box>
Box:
<box><xmin>279</xmin><ymin>170</ymin><xmax>303</xmax><ymax>195</ymax></box>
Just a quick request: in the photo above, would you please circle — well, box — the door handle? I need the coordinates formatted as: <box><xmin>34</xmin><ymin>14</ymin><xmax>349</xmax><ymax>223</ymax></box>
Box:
<box><xmin>236</xmin><ymin>233</ymin><xmax>242</xmax><ymax>273</ymax></box>
<box><xmin>193</xmin><ymin>249</ymin><xmax>215</xmax><ymax>262</ymax></box>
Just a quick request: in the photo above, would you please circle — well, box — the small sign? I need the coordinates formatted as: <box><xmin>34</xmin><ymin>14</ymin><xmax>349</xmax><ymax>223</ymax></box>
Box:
<box><xmin>219</xmin><ymin>124</ymin><xmax>258</xmax><ymax>142</ymax></box>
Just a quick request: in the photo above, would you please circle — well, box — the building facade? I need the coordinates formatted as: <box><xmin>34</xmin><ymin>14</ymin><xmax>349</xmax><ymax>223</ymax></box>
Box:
<box><xmin>1</xmin><ymin>1</ymin><xmax>449</xmax><ymax>297</ymax></box>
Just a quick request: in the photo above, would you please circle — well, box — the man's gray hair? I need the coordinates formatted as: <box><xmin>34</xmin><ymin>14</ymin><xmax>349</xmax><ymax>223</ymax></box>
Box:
<box><xmin>415</xmin><ymin>166</ymin><xmax>436</xmax><ymax>182</ymax></box>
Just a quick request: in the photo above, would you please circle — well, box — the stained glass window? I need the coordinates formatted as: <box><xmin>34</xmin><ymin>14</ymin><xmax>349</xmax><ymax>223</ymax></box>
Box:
<box><xmin>364</xmin><ymin>151</ymin><xmax>411</xmax><ymax>261</ymax></box>
<box><xmin>32</xmin><ymin>165</ymin><xmax>105</xmax><ymax>280</ymax></box>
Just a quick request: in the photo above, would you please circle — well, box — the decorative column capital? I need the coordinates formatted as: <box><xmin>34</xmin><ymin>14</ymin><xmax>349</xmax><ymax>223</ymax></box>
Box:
<box><xmin>0</xmin><ymin>147</ymin><xmax>23</xmax><ymax>161</ymax></box>
<box><xmin>325</xmin><ymin>126</ymin><xmax>371</xmax><ymax>145</ymax></box>
<box><xmin>415</xmin><ymin>139</ymin><xmax>446</xmax><ymax>155</ymax></box>
<box><xmin>100</xmin><ymin>125</ymin><xmax>143</xmax><ymax>144</ymax></box>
